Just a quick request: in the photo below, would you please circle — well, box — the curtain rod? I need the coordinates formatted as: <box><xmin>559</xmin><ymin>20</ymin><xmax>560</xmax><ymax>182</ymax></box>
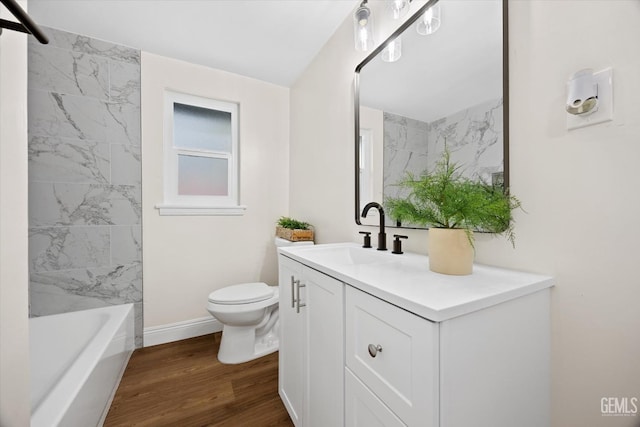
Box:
<box><xmin>0</xmin><ymin>0</ymin><xmax>48</xmax><ymax>44</ymax></box>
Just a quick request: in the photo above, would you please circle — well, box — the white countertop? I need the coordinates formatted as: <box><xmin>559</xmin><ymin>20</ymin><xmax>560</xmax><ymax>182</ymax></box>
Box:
<box><xmin>278</xmin><ymin>242</ymin><xmax>553</xmax><ymax>322</ymax></box>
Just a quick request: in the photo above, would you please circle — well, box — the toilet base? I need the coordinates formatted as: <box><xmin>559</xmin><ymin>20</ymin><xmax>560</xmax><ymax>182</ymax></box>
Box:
<box><xmin>217</xmin><ymin>324</ymin><xmax>279</xmax><ymax>364</ymax></box>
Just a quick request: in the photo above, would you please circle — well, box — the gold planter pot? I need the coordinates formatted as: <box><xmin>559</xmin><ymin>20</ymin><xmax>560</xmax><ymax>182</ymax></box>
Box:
<box><xmin>428</xmin><ymin>228</ymin><xmax>474</xmax><ymax>275</ymax></box>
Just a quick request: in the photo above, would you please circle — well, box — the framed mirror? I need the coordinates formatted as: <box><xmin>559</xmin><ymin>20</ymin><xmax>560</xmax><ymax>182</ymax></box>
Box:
<box><xmin>355</xmin><ymin>0</ymin><xmax>508</xmax><ymax>227</ymax></box>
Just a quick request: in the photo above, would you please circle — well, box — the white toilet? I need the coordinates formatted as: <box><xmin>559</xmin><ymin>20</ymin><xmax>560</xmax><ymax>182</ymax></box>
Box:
<box><xmin>206</xmin><ymin>237</ymin><xmax>313</xmax><ymax>364</ymax></box>
<box><xmin>207</xmin><ymin>282</ymin><xmax>280</xmax><ymax>364</ymax></box>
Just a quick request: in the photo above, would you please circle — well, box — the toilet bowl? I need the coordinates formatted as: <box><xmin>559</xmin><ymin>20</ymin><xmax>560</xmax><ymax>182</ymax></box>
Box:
<box><xmin>207</xmin><ymin>282</ymin><xmax>280</xmax><ymax>364</ymax></box>
<box><xmin>207</xmin><ymin>237</ymin><xmax>314</xmax><ymax>364</ymax></box>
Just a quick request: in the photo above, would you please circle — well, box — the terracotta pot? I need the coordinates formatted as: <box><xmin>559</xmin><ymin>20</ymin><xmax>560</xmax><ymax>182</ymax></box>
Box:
<box><xmin>428</xmin><ymin>228</ymin><xmax>474</xmax><ymax>275</ymax></box>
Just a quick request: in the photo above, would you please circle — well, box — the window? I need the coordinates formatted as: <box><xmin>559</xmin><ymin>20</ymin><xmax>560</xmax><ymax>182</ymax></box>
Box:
<box><xmin>157</xmin><ymin>91</ymin><xmax>245</xmax><ymax>215</ymax></box>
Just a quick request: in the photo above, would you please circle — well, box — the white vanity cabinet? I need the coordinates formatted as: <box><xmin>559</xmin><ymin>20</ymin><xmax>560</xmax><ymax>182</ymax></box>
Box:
<box><xmin>278</xmin><ymin>255</ymin><xmax>344</xmax><ymax>427</ymax></box>
<box><xmin>344</xmin><ymin>284</ymin><xmax>550</xmax><ymax>427</ymax></box>
<box><xmin>345</xmin><ymin>286</ymin><xmax>438</xmax><ymax>427</ymax></box>
<box><xmin>278</xmin><ymin>243</ymin><xmax>553</xmax><ymax>427</ymax></box>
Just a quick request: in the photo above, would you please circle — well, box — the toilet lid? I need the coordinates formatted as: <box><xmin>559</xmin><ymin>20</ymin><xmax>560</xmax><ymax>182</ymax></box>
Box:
<box><xmin>208</xmin><ymin>282</ymin><xmax>275</xmax><ymax>305</ymax></box>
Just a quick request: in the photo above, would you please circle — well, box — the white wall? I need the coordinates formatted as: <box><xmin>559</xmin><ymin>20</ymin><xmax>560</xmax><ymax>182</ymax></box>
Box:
<box><xmin>0</xmin><ymin>1</ymin><xmax>31</xmax><ymax>424</ymax></box>
<box><xmin>290</xmin><ymin>1</ymin><xmax>640</xmax><ymax>426</ymax></box>
<box><xmin>507</xmin><ymin>2</ymin><xmax>640</xmax><ymax>425</ymax></box>
<box><xmin>290</xmin><ymin>0</ymin><xmax>425</xmax><ymax>243</ymax></box>
<box><xmin>142</xmin><ymin>52</ymin><xmax>289</xmax><ymax>328</ymax></box>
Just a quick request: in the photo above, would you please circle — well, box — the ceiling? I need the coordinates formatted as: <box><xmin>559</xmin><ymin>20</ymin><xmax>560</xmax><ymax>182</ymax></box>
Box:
<box><xmin>28</xmin><ymin>0</ymin><xmax>359</xmax><ymax>87</ymax></box>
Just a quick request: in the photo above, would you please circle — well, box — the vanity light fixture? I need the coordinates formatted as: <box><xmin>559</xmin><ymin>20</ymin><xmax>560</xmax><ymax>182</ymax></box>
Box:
<box><xmin>382</xmin><ymin>0</ymin><xmax>409</xmax><ymax>63</ymax></box>
<box><xmin>416</xmin><ymin>3</ymin><xmax>441</xmax><ymax>35</ymax></box>
<box><xmin>354</xmin><ymin>0</ymin><xmax>375</xmax><ymax>52</ymax></box>
<box><xmin>566</xmin><ymin>69</ymin><xmax>598</xmax><ymax>115</ymax></box>
<box><xmin>381</xmin><ymin>37</ymin><xmax>402</xmax><ymax>63</ymax></box>
<box><xmin>566</xmin><ymin>67</ymin><xmax>614</xmax><ymax>130</ymax></box>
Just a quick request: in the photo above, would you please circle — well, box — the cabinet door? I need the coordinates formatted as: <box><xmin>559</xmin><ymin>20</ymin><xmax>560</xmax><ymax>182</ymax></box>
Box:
<box><xmin>345</xmin><ymin>368</ymin><xmax>407</xmax><ymax>427</ymax></box>
<box><xmin>345</xmin><ymin>286</ymin><xmax>439</xmax><ymax>427</ymax></box>
<box><xmin>303</xmin><ymin>266</ymin><xmax>344</xmax><ymax>427</ymax></box>
<box><xmin>278</xmin><ymin>256</ymin><xmax>305</xmax><ymax>426</ymax></box>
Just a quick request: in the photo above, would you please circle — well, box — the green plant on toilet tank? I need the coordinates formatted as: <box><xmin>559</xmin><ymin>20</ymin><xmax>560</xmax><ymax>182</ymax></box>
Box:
<box><xmin>277</xmin><ymin>217</ymin><xmax>311</xmax><ymax>230</ymax></box>
<box><xmin>276</xmin><ymin>216</ymin><xmax>314</xmax><ymax>242</ymax></box>
<box><xmin>385</xmin><ymin>150</ymin><xmax>522</xmax><ymax>275</ymax></box>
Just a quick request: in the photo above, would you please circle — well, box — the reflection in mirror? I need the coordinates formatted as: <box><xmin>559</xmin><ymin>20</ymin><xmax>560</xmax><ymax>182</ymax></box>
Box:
<box><xmin>355</xmin><ymin>0</ymin><xmax>507</xmax><ymax>228</ymax></box>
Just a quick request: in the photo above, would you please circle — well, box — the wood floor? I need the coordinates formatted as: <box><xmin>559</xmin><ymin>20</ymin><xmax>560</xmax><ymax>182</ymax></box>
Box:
<box><xmin>104</xmin><ymin>333</ymin><xmax>294</xmax><ymax>427</ymax></box>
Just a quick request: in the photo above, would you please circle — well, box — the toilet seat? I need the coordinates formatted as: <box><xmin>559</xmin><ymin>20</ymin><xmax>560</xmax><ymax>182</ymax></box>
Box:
<box><xmin>208</xmin><ymin>282</ymin><xmax>274</xmax><ymax>305</ymax></box>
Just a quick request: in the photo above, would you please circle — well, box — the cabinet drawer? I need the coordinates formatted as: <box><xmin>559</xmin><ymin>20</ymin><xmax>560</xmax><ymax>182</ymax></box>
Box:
<box><xmin>345</xmin><ymin>368</ymin><xmax>406</xmax><ymax>427</ymax></box>
<box><xmin>345</xmin><ymin>286</ymin><xmax>438</xmax><ymax>427</ymax></box>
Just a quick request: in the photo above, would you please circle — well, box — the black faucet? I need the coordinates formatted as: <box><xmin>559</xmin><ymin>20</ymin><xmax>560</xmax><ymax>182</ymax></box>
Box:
<box><xmin>361</xmin><ymin>202</ymin><xmax>387</xmax><ymax>251</ymax></box>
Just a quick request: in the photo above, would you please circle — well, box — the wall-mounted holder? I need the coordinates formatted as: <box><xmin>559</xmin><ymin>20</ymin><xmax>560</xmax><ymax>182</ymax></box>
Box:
<box><xmin>566</xmin><ymin>67</ymin><xmax>613</xmax><ymax>131</ymax></box>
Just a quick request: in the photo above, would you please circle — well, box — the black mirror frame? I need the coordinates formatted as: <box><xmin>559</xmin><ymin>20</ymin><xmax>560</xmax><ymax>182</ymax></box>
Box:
<box><xmin>354</xmin><ymin>0</ymin><xmax>509</xmax><ymax>227</ymax></box>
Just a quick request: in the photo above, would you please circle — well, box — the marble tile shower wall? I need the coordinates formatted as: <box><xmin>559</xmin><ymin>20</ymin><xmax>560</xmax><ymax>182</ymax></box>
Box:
<box><xmin>27</xmin><ymin>28</ymin><xmax>142</xmax><ymax>346</ymax></box>
<box><xmin>383</xmin><ymin>98</ymin><xmax>503</xmax><ymax>212</ymax></box>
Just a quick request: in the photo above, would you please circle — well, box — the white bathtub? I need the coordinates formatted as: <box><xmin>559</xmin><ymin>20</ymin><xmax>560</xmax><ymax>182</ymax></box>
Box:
<box><xmin>30</xmin><ymin>304</ymin><xmax>134</xmax><ymax>427</ymax></box>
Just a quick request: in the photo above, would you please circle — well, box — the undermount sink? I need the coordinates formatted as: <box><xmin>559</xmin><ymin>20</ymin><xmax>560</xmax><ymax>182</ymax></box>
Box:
<box><xmin>295</xmin><ymin>245</ymin><xmax>394</xmax><ymax>266</ymax></box>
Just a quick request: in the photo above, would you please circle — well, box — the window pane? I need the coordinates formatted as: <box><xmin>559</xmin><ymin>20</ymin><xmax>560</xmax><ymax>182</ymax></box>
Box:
<box><xmin>174</xmin><ymin>103</ymin><xmax>232</xmax><ymax>152</ymax></box>
<box><xmin>178</xmin><ymin>155</ymin><xmax>228</xmax><ymax>196</ymax></box>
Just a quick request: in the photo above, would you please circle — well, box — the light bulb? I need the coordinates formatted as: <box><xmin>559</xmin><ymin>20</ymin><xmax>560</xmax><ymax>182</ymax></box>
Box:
<box><xmin>389</xmin><ymin>0</ymin><xmax>409</xmax><ymax>20</ymax></box>
<box><xmin>354</xmin><ymin>2</ymin><xmax>375</xmax><ymax>51</ymax></box>
<box><xmin>417</xmin><ymin>4</ymin><xmax>441</xmax><ymax>35</ymax></box>
<box><xmin>381</xmin><ymin>37</ymin><xmax>402</xmax><ymax>63</ymax></box>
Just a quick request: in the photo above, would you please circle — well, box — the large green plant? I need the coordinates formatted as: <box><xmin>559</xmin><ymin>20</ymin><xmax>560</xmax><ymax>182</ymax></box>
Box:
<box><xmin>385</xmin><ymin>150</ymin><xmax>522</xmax><ymax>247</ymax></box>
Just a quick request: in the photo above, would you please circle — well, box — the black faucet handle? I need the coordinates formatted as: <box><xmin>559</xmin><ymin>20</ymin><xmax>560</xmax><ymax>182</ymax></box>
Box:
<box><xmin>392</xmin><ymin>234</ymin><xmax>408</xmax><ymax>254</ymax></box>
<box><xmin>359</xmin><ymin>231</ymin><xmax>372</xmax><ymax>248</ymax></box>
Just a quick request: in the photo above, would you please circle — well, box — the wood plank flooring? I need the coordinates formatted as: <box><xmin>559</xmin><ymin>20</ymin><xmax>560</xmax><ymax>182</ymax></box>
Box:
<box><xmin>104</xmin><ymin>333</ymin><xmax>294</xmax><ymax>427</ymax></box>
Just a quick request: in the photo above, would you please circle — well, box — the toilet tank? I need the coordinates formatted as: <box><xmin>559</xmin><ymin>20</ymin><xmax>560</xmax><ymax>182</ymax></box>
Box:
<box><xmin>274</xmin><ymin>237</ymin><xmax>314</xmax><ymax>247</ymax></box>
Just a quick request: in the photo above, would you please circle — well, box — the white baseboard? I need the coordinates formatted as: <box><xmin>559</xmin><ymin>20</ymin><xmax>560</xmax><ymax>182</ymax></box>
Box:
<box><xmin>143</xmin><ymin>316</ymin><xmax>223</xmax><ymax>347</ymax></box>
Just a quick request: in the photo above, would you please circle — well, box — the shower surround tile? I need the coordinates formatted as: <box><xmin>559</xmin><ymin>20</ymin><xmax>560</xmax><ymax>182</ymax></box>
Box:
<box><xmin>28</xmin><ymin>27</ymin><xmax>143</xmax><ymax>346</ymax></box>
<box><xmin>111</xmin><ymin>144</ymin><xmax>141</xmax><ymax>185</ymax></box>
<box><xmin>29</xmin><ymin>182</ymin><xmax>141</xmax><ymax>227</ymax></box>
<box><xmin>29</xmin><ymin>90</ymin><xmax>108</xmax><ymax>142</ymax></box>
<box><xmin>105</xmin><ymin>102</ymin><xmax>141</xmax><ymax>145</ymax></box>
<box><xmin>109</xmin><ymin>61</ymin><xmax>141</xmax><ymax>106</ymax></box>
<box><xmin>29</xmin><ymin>284</ymin><xmax>112</xmax><ymax>317</ymax></box>
<box><xmin>34</xmin><ymin>27</ymin><xmax>140</xmax><ymax>65</ymax></box>
<box><xmin>111</xmin><ymin>226</ymin><xmax>142</xmax><ymax>265</ymax></box>
<box><xmin>28</xmin><ymin>90</ymin><xmax>141</xmax><ymax>146</ymax></box>
<box><xmin>29</xmin><ymin>226</ymin><xmax>111</xmax><ymax>273</ymax></box>
<box><xmin>28</xmin><ymin>136</ymin><xmax>110</xmax><ymax>184</ymax></box>
<box><xmin>30</xmin><ymin>263</ymin><xmax>142</xmax><ymax>306</ymax></box>
<box><xmin>28</xmin><ymin>43</ymin><xmax>110</xmax><ymax>100</ymax></box>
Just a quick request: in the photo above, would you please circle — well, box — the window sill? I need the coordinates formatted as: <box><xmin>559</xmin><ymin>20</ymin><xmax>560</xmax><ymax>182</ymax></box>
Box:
<box><xmin>155</xmin><ymin>204</ymin><xmax>247</xmax><ymax>216</ymax></box>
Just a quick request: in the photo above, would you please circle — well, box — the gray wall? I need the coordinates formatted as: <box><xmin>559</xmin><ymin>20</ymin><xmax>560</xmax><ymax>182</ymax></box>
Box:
<box><xmin>27</xmin><ymin>27</ymin><xmax>142</xmax><ymax>346</ymax></box>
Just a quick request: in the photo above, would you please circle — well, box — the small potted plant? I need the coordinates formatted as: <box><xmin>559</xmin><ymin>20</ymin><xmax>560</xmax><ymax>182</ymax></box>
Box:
<box><xmin>385</xmin><ymin>150</ymin><xmax>521</xmax><ymax>275</ymax></box>
<box><xmin>276</xmin><ymin>216</ymin><xmax>314</xmax><ymax>242</ymax></box>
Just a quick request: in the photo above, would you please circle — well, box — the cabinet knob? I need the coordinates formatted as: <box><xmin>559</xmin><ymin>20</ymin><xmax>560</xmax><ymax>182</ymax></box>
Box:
<box><xmin>367</xmin><ymin>344</ymin><xmax>383</xmax><ymax>358</ymax></box>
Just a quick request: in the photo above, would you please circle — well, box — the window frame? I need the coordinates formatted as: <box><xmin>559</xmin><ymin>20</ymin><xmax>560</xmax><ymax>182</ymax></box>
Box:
<box><xmin>157</xmin><ymin>91</ymin><xmax>246</xmax><ymax>216</ymax></box>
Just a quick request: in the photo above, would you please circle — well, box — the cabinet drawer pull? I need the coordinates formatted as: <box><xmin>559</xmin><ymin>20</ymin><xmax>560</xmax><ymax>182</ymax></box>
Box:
<box><xmin>368</xmin><ymin>344</ymin><xmax>383</xmax><ymax>358</ymax></box>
